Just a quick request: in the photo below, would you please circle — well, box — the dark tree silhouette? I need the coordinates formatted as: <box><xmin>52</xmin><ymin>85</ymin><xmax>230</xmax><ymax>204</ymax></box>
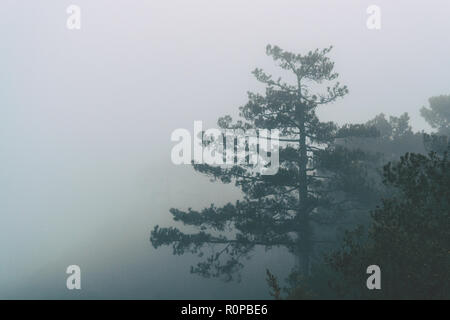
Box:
<box><xmin>151</xmin><ymin>45</ymin><xmax>377</xmax><ymax>280</ymax></box>
<box><xmin>327</xmin><ymin>149</ymin><xmax>450</xmax><ymax>299</ymax></box>
<box><xmin>338</xmin><ymin>113</ymin><xmax>425</xmax><ymax>160</ymax></box>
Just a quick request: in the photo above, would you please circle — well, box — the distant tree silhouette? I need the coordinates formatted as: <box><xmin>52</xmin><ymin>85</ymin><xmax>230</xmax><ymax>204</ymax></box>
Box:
<box><xmin>278</xmin><ymin>109</ymin><xmax>449</xmax><ymax>299</ymax></box>
<box><xmin>421</xmin><ymin>95</ymin><xmax>450</xmax><ymax>136</ymax></box>
<box><xmin>339</xmin><ymin>113</ymin><xmax>425</xmax><ymax>161</ymax></box>
<box><xmin>151</xmin><ymin>45</ymin><xmax>377</xmax><ymax>280</ymax></box>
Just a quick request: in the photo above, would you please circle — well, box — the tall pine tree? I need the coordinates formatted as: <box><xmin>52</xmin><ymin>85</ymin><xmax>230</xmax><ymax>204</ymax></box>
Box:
<box><xmin>151</xmin><ymin>45</ymin><xmax>376</xmax><ymax>280</ymax></box>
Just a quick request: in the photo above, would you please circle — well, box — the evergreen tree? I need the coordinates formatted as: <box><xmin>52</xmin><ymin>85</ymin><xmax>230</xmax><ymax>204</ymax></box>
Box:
<box><xmin>421</xmin><ymin>95</ymin><xmax>450</xmax><ymax>136</ymax></box>
<box><xmin>151</xmin><ymin>45</ymin><xmax>376</xmax><ymax>280</ymax></box>
<box><xmin>339</xmin><ymin>113</ymin><xmax>426</xmax><ymax>161</ymax></box>
<box><xmin>327</xmin><ymin>149</ymin><xmax>450</xmax><ymax>299</ymax></box>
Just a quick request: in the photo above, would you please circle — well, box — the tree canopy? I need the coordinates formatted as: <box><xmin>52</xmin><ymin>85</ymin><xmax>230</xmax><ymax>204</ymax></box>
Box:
<box><xmin>326</xmin><ymin>149</ymin><xmax>450</xmax><ymax>299</ymax></box>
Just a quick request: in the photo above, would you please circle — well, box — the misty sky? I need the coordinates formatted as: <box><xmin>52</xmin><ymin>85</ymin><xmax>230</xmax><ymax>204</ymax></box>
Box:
<box><xmin>0</xmin><ymin>0</ymin><xmax>449</xmax><ymax>298</ymax></box>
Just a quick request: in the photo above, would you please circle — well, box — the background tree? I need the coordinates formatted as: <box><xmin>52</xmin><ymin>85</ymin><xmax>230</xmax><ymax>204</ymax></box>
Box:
<box><xmin>421</xmin><ymin>95</ymin><xmax>450</xmax><ymax>136</ymax></box>
<box><xmin>339</xmin><ymin>113</ymin><xmax>425</xmax><ymax>161</ymax></box>
<box><xmin>151</xmin><ymin>45</ymin><xmax>378</xmax><ymax>280</ymax></box>
<box><xmin>282</xmin><ymin>107</ymin><xmax>450</xmax><ymax>300</ymax></box>
<box><xmin>326</xmin><ymin>149</ymin><xmax>450</xmax><ymax>299</ymax></box>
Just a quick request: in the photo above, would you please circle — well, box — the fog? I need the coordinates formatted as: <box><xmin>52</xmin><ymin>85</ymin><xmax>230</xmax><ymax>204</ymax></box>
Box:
<box><xmin>0</xmin><ymin>0</ymin><xmax>448</xmax><ymax>298</ymax></box>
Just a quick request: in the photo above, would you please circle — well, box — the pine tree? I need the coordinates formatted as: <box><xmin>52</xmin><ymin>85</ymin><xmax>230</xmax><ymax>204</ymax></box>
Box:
<box><xmin>421</xmin><ymin>95</ymin><xmax>450</xmax><ymax>136</ymax></box>
<box><xmin>327</xmin><ymin>149</ymin><xmax>450</xmax><ymax>299</ymax></box>
<box><xmin>151</xmin><ymin>45</ymin><xmax>376</xmax><ymax>280</ymax></box>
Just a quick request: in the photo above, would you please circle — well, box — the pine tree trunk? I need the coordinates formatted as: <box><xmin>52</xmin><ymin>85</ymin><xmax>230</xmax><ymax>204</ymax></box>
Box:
<box><xmin>296</xmin><ymin>99</ymin><xmax>311</xmax><ymax>277</ymax></box>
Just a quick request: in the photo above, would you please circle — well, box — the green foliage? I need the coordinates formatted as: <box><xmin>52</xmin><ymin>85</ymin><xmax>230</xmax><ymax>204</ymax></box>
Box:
<box><xmin>423</xmin><ymin>133</ymin><xmax>450</xmax><ymax>155</ymax></box>
<box><xmin>326</xmin><ymin>150</ymin><xmax>450</xmax><ymax>299</ymax></box>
